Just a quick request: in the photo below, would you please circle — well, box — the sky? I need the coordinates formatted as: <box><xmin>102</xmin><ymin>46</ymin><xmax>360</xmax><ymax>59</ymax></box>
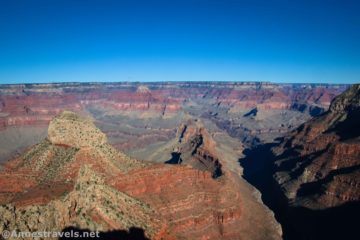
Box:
<box><xmin>0</xmin><ymin>0</ymin><xmax>359</xmax><ymax>84</ymax></box>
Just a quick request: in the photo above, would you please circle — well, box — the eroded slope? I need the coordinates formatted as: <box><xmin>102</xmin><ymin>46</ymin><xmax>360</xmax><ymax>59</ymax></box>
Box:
<box><xmin>273</xmin><ymin>84</ymin><xmax>360</xmax><ymax>209</ymax></box>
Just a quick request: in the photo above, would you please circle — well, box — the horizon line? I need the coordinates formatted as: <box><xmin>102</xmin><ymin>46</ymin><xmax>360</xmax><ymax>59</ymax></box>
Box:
<box><xmin>0</xmin><ymin>80</ymin><xmax>355</xmax><ymax>86</ymax></box>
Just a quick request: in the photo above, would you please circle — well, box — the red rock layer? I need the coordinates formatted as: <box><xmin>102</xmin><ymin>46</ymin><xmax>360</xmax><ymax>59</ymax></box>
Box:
<box><xmin>112</xmin><ymin>166</ymin><xmax>244</xmax><ymax>239</ymax></box>
<box><xmin>0</xmin><ymin>85</ymin><xmax>182</xmax><ymax>129</ymax></box>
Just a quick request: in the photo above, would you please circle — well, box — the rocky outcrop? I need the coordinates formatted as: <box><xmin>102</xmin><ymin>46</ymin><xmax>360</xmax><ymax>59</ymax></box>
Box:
<box><xmin>273</xmin><ymin>84</ymin><xmax>360</xmax><ymax>209</ymax></box>
<box><xmin>0</xmin><ymin>111</ymin><xmax>282</xmax><ymax>240</ymax></box>
<box><xmin>48</xmin><ymin>111</ymin><xmax>107</xmax><ymax>148</ymax></box>
<box><xmin>167</xmin><ymin>120</ymin><xmax>222</xmax><ymax>178</ymax></box>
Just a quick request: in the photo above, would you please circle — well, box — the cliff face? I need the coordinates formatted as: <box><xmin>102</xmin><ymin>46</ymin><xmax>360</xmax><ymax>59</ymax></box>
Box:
<box><xmin>0</xmin><ymin>111</ymin><xmax>282</xmax><ymax>240</ymax></box>
<box><xmin>0</xmin><ymin>83</ymin><xmax>183</xmax><ymax>131</ymax></box>
<box><xmin>0</xmin><ymin>82</ymin><xmax>345</xmax><ymax>130</ymax></box>
<box><xmin>273</xmin><ymin>84</ymin><xmax>360</xmax><ymax>209</ymax></box>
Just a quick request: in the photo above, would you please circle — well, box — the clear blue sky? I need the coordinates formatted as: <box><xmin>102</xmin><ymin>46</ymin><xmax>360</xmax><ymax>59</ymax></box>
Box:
<box><xmin>0</xmin><ymin>0</ymin><xmax>359</xmax><ymax>84</ymax></box>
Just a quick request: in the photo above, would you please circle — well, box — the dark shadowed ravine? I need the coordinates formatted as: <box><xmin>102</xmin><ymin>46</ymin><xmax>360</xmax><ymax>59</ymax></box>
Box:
<box><xmin>239</xmin><ymin>143</ymin><xmax>360</xmax><ymax>240</ymax></box>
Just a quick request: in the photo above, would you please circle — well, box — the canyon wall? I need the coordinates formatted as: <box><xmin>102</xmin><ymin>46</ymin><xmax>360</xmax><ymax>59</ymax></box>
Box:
<box><xmin>0</xmin><ymin>82</ymin><xmax>346</xmax><ymax>129</ymax></box>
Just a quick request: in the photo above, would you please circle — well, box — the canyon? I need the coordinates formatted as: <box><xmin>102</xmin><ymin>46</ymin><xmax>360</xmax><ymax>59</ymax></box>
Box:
<box><xmin>0</xmin><ymin>111</ymin><xmax>281</xmax><ymax>240</ymax></box>
<box><xmin>0</xmin><ymin>82</ymin><xmax>358</xmax><ymax>240</ymax></box>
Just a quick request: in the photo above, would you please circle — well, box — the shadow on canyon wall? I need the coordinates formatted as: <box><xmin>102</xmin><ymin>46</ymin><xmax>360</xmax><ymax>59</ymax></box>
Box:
<box><xmin>165</xmin><ymin>151</ymin><xmax>222</xmax><ymax>179</ymax></box>
<box><xmin>59</xmin><ymin>226</ymin><xmax>150</xmax><ymax>240</ymax></box>
<box><xmin>165</xmin><ymin>152</ymin><xmax>182</xmax><ymax>164</ymax></box>
<box><xmin>239</xmin><ymin>143</ymin><xmax>360</xmax><ymax>240</ymax></box>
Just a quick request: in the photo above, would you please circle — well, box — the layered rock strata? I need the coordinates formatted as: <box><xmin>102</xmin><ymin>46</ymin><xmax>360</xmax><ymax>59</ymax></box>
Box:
<box><xmin>0</xmin><ymin>111</ymin><xmax>282</xmax><ymax>240</ymax></box>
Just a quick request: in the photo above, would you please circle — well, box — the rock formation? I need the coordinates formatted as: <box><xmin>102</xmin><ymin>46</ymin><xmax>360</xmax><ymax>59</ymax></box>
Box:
<box><xmin>167</xmin><ymin>119</ymin><xmax>222</xmax><ymax>178</ymax></box>
<box><xmin>48</xmin><ymin>111</ymin><xmax>107</xmax><ymax>148</ymax></box>
<box><xmin>0</xmin><ymin>111</ymin><xmax>282</xmax><ymax>240</ymax></box>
